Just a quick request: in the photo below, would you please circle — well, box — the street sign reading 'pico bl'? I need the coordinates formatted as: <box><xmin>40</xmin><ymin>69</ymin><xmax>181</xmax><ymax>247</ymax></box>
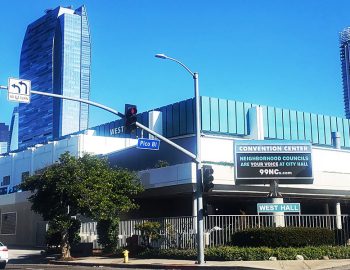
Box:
<box><xmin>234</xmin><ymin>140</ymin><xmax>313</xmax><ymax>184</ymax></box>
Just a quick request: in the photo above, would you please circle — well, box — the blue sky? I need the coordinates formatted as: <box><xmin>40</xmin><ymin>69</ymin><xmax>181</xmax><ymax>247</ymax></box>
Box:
<box><xmin>0</xmin><ymin>0</ymin><xmax>349</xmax><ymax>127</ymax></box>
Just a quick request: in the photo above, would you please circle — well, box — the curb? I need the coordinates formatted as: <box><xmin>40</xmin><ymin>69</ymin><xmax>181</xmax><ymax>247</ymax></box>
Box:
<box><xmin>49</xmin><ymin>260</ymin><xmax>263</xmax><ymax>269</ymax></box>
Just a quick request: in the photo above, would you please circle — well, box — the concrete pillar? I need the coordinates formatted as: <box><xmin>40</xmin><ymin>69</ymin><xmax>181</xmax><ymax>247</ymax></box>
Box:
<box><xmin>336</xmin><ymin>202</ymin><xmax>342</xmax><ymax>229</ymax></box>
<box><xmin>267</xmin><ymin>197</ymin><xmax>285</xmax><ymax>227</ymax></box>
<box><xmin>148</xmin><ymin>111</ymin><xmax>162</xmax><ymax>139</ymax></box>
<box><xmin>331</xmin><ymin>132</ymin><xmax>341</xmax><ymax>149</ymax></box>
<box><xmin>247</xmin><ymin>106</ymin><xmax>264</xmax><ymax>140</ymax></box>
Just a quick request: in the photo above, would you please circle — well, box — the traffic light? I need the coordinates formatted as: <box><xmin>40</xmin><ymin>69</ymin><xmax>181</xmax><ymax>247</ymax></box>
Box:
<box><xmin>202</xmin><ymin>165</ymin><xmax>214</xmax><ymax>192</ymax></box>
<box><xmin>124</xmin><ymin>104</ymin><xmax>137</xmax><ymax>134</ymax></box>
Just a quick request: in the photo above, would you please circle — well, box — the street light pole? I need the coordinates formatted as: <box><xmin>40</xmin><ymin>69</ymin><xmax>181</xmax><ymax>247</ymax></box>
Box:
<box><xmin>155</xmin><ymin>54</ymin><xmax>205</xmax><ymax>264</ymax></box>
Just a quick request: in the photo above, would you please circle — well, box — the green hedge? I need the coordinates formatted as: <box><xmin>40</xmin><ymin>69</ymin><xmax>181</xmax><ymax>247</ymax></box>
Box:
<box><xmin>231</xmin><ymin>227</ymin><xmax>334</xmax><ymax>247</ymax></box>
<box><xmin>135</xmin><ymin>246</ymin><xmax>350</xmax><ymax>261</ymax></box>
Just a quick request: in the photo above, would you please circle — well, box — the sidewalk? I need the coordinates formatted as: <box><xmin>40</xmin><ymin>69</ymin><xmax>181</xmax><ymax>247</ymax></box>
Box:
<box><xmin>51</xmin><ymin>256</ymin><xmax>350</xmax><ymax>270</ymax></box>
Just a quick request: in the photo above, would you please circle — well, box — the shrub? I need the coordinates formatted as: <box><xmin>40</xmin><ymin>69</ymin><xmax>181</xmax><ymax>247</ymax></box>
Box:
<box><xmin>231</xmin><ymin>227</ymin><xmax>334</xmax><ymax>247</ymax></box>
<box><xmin>135</xmin><ymin>246</ymin><xmax>350</xmax><ymax>261</ymax></box>
<box><xmin>135</xmin><ymin>221</ymin><xmax>161</xmax><ymax>247</ymax></box>
<box><xmin>138</xmin><ymin>248</ymin><xmax>196</xmax><ymax>259</ymax></box>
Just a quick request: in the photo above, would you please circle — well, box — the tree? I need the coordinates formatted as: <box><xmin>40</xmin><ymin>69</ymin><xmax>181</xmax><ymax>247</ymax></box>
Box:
<box><xmin>20</xmin><ymin>152</ymin><xmax>143</xmax><ymax>258</ymax></box>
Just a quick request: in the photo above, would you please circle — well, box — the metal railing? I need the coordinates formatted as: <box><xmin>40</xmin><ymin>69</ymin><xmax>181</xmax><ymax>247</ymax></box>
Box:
<box><xmin>204</xmin><ymin>214</ymin><xmax>349</xmax><ymax>247</ymax></box>
<box><xmin>80</xmin><ymin>214</ymin><xmax>350</xmax><ymax>249</ymax></box>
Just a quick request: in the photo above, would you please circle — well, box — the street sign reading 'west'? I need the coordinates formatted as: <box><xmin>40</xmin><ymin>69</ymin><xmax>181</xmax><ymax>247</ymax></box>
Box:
<box><xmin>8</xmin><ymin>78</ymin><xmax>31</xmax><ymax>103</ymax></box>
<box><xmin>234</xmin><ymin>140</ymin><xmax>313</xmax><ymax>184</ymax></box>
<box><xmin>137</xmin><ymin>138</ymin><xmax>160</xmax><ymax>150</ymax></box>
<box><xmin>257</xmin><ymin>203</ymin><xmax>301</xmax><ymax>213</ymax></box>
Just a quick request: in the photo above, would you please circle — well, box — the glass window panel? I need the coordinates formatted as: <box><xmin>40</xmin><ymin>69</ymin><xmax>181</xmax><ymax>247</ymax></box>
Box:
<box><xmin>236</xmin><ymin>101</ymin><xmax>245</xmax><ymax>134</ymax></box>
<box><xmin>336</xmin><ymin>118</ymin><xmax>345</xmax><ymax>146</ymax></box>
<box><xmin>210</xmin><ymin>98</ymin><xmax>219</xmax><ymax>132</ymax></box>
<box><xmin>324</xmin><ymin>116</ymin><xmax>331</xmax><ymax>145</ymax></box>
<box><xmin>179</xmin><ymin>101</ymin><xmax>187</xmax><ymax>135</ymax></box>
<box><xmin>172</xmin><ymin>103</ymin><xmax>180</xmax><ymax>136</ymax></box>
<box><xmin>304</xmin><ymin>113</ymin><xmax>312</xmax><ymax>141</ymax></box>
<box><xmin>219</xmin><ymin>99</ymin><xmax>228</xmax><ymax>133</ymax></box>
<box><xmin>297</xmin><ymin>112</ymin><xmax>305</xmax><ymax>140</ymax></box>
<box><xmin>311</xmin><ymin>114</ymin><xmax>319</xmax><ymax>144</ymax></box>
<box><xmin>262</xmin><ymin>106</ymin><xmax>268</xmax><ymax>139</ymax></box>
<box><xmin>282</xmin><ymin>109</ymin><xmax>291</xmax><ymax>140</ymax></box>
<box><xmin>227</xmin><ymin>100</ymin><xmax>236</xmax><ymax>134</ymax></box>
<box><xmin>137</xmin><ymin>112</ymin><xmax>148</xmax><ymax>138</ymax></box>
<box><xmin>343</xmin><ymin>119</ymin><xmax>350</xmax><ymax>148</ymax></box>
<box><xmin>275</xmin><ymin>108</ymin><xmax>283</xmax><ymax>139</ymax></box>
<box><xmin>330</xmin><ymin>117</ymin><xmax>337</xmax><ymax>132</ymax></box>
<box><xmin>244</xmin><ymin>103</ymin><xmax>252</xmax><ymax>135</ymax></box>
<box><xmin>267</xmin><ymin>106</ymin><xmax>276</xmax><ymax>139</ymax></box>
<box><xmin>166</xmin><ymin>105</ymin><xmax>173</xmax><ymax>137</ymax></box>
<box><xmin>108</xmin><ymin>122</ymin><xmax>115</xmax><ymax>137</ymax></box>
<box><xmin>290</xmin><ymin>110</ymin><xmax>298</xmax><ymax>140</ymax></box>
<box><xmin>201</xmin><ymin>97</ymin><xmax>211</xmax><ymax>131</ymax></box>
<box><xmin>317</xmin><ymin>115</ymin><xmax>325</xmax><ymax>145</ymax></box>
<box><xmin>104</xmin><ymin>124</ymin><xmax>109</xmax><ymax>137</ymax></box>
<box><xmin>186</xmin><ymin>99</ymin><xmax>194</xmax><ymax>134</ymax></box>
<box><xmin>160</xmin><ymin>106</ymin><xmax>167</xmax><ymax>137</ymax></box>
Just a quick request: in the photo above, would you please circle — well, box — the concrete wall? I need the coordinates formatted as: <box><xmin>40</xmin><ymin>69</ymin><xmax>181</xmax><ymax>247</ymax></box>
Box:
<box><xmin>0</xmin><ymin>133</ymin><xmax>137</xmax><ymax>192</ymax></box>
<box><xmin>138</xmin><ymin>136</ymin><xmax>350</xmax><ymax>193</ymax></box>
<box><xmin>0</xmin><ymin>191</ymin><xmax>44</xmax><ymax>247</ymax></box>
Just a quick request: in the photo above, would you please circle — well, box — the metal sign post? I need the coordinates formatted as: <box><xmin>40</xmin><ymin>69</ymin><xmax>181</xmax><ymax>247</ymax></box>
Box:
<box><xmin>1</xmin><ymin>75</ymin><xmax>205</xmax><ymax>263</ymax></box>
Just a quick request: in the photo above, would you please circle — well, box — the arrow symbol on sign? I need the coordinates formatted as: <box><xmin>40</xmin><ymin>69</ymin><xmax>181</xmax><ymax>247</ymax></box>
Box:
<box><xmin>19</xmin><ymin>81</ymin><xmax>28</xmax><ymax>94</ymax></box>
<box><xmin>11</xmin><ymin>84</ymin><xmax>21</xmax><ymax>94</ymax></box>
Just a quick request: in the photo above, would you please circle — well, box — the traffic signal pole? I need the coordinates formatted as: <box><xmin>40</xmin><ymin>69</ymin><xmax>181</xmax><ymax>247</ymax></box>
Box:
<box><xmin>1</xmin><ymin>82</ymin><xmax>204</xmax><ymax>264</ymax></box>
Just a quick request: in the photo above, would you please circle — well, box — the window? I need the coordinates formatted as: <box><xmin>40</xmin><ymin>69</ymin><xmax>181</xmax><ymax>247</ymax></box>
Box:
<box><xmin>1</xmin><ymin>176</ymin><xmax>10</xmax><ymax>186</ymax></box>
<box><xmin>22</xmin><ymin>171</ymin><xmax>30</xmax><ymax>182</ymax></box>
<box><xmin>1</xmin><ymin>212</ymin><xmax>16</xmax><ymax>235</ymax></box>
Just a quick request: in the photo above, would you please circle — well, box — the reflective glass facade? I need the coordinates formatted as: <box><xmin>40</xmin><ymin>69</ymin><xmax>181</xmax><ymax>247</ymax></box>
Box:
<box><xmin>0</xmin><ymin>123</ymin><xmax>9</xmax><ymax>142</ymax></box>
<box><xmin>0</xmin><ymin>123</ymin><xmax>9</xmax><ymax>155</ymax></box>
<box><xmin>18</xmin><ymin>6</ymin><xmax>91</xmax><ymax>149</ymax></box>
<box><xmin>92</xmin><ymin>96</ymin><xmax>350</xmax><ymax>149</ymax></box>
<box><xmin>8</xmin><ymin>107</ymin><xmax>19</xmax><ymax>152</ymax></box>
<box><xmin>340</xmin><ymin>27</ymin><xmax>350</xmax><ymax>119</ymax></box>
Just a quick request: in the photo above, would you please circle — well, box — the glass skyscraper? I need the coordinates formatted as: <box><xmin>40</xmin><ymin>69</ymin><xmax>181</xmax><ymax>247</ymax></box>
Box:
<box><xmin>340</xmin><ymin>27</ymin><xmax>350</xmax><ymax>119</ymax></box>
<box><xmin>8</xmin><ymin>107</ymin><xmax>19</xmax><ymax>152</ymax></box>
<box><xmin>0</xmin><ymin>123</ymin><xmax>9</xmax><ymax>154</ymax></box>
<box><xmin>18</xmin><ymin>6</ymin><xmax>91</xmax><ymax>148</ymax></box>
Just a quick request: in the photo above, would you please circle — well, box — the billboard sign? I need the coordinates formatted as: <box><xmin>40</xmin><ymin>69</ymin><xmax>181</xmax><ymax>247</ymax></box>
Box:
<box><xmin>234</xmin><ymin>140</ymin><xmax>313</xmax><ymax>184</ymax></box>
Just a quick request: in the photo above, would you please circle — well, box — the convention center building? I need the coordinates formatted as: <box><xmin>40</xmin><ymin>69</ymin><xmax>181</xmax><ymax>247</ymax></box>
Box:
<box><xmin>1</xmin><ymin>96</ymin><xmax>350</xmax><ymax>246</ymax></box>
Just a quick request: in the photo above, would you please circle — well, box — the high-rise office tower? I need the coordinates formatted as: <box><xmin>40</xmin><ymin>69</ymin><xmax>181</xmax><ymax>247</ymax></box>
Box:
<box><xmin>18</xmin><ymin>6</ymin><xmax>91</xmax><ymax>148</ymax></box>
<box><xmin>0</xmin><ymin>123</ymin><xmax>9</xmax><ymax>154</ymax></box>
<box><xmin>340</xmin><ymin>27</ymin><xmax>350</xmax><ymax>119</ymax></box>
<box><xmin>8</xmin><ymin>107</ymin><xmax>19</xmax><ymax>152</ymax></box>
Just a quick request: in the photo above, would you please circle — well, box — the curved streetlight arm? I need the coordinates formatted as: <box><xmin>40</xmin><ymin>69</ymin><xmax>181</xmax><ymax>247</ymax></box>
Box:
<box><xmin>165</xmin><ymin>57</ymin><xmax>195</xmax><ymax>78</ymax></box>
<box><xmin>155</xmin><ymin>54</ymin><xmax>195</xmax><ymax>77</ymax></box>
